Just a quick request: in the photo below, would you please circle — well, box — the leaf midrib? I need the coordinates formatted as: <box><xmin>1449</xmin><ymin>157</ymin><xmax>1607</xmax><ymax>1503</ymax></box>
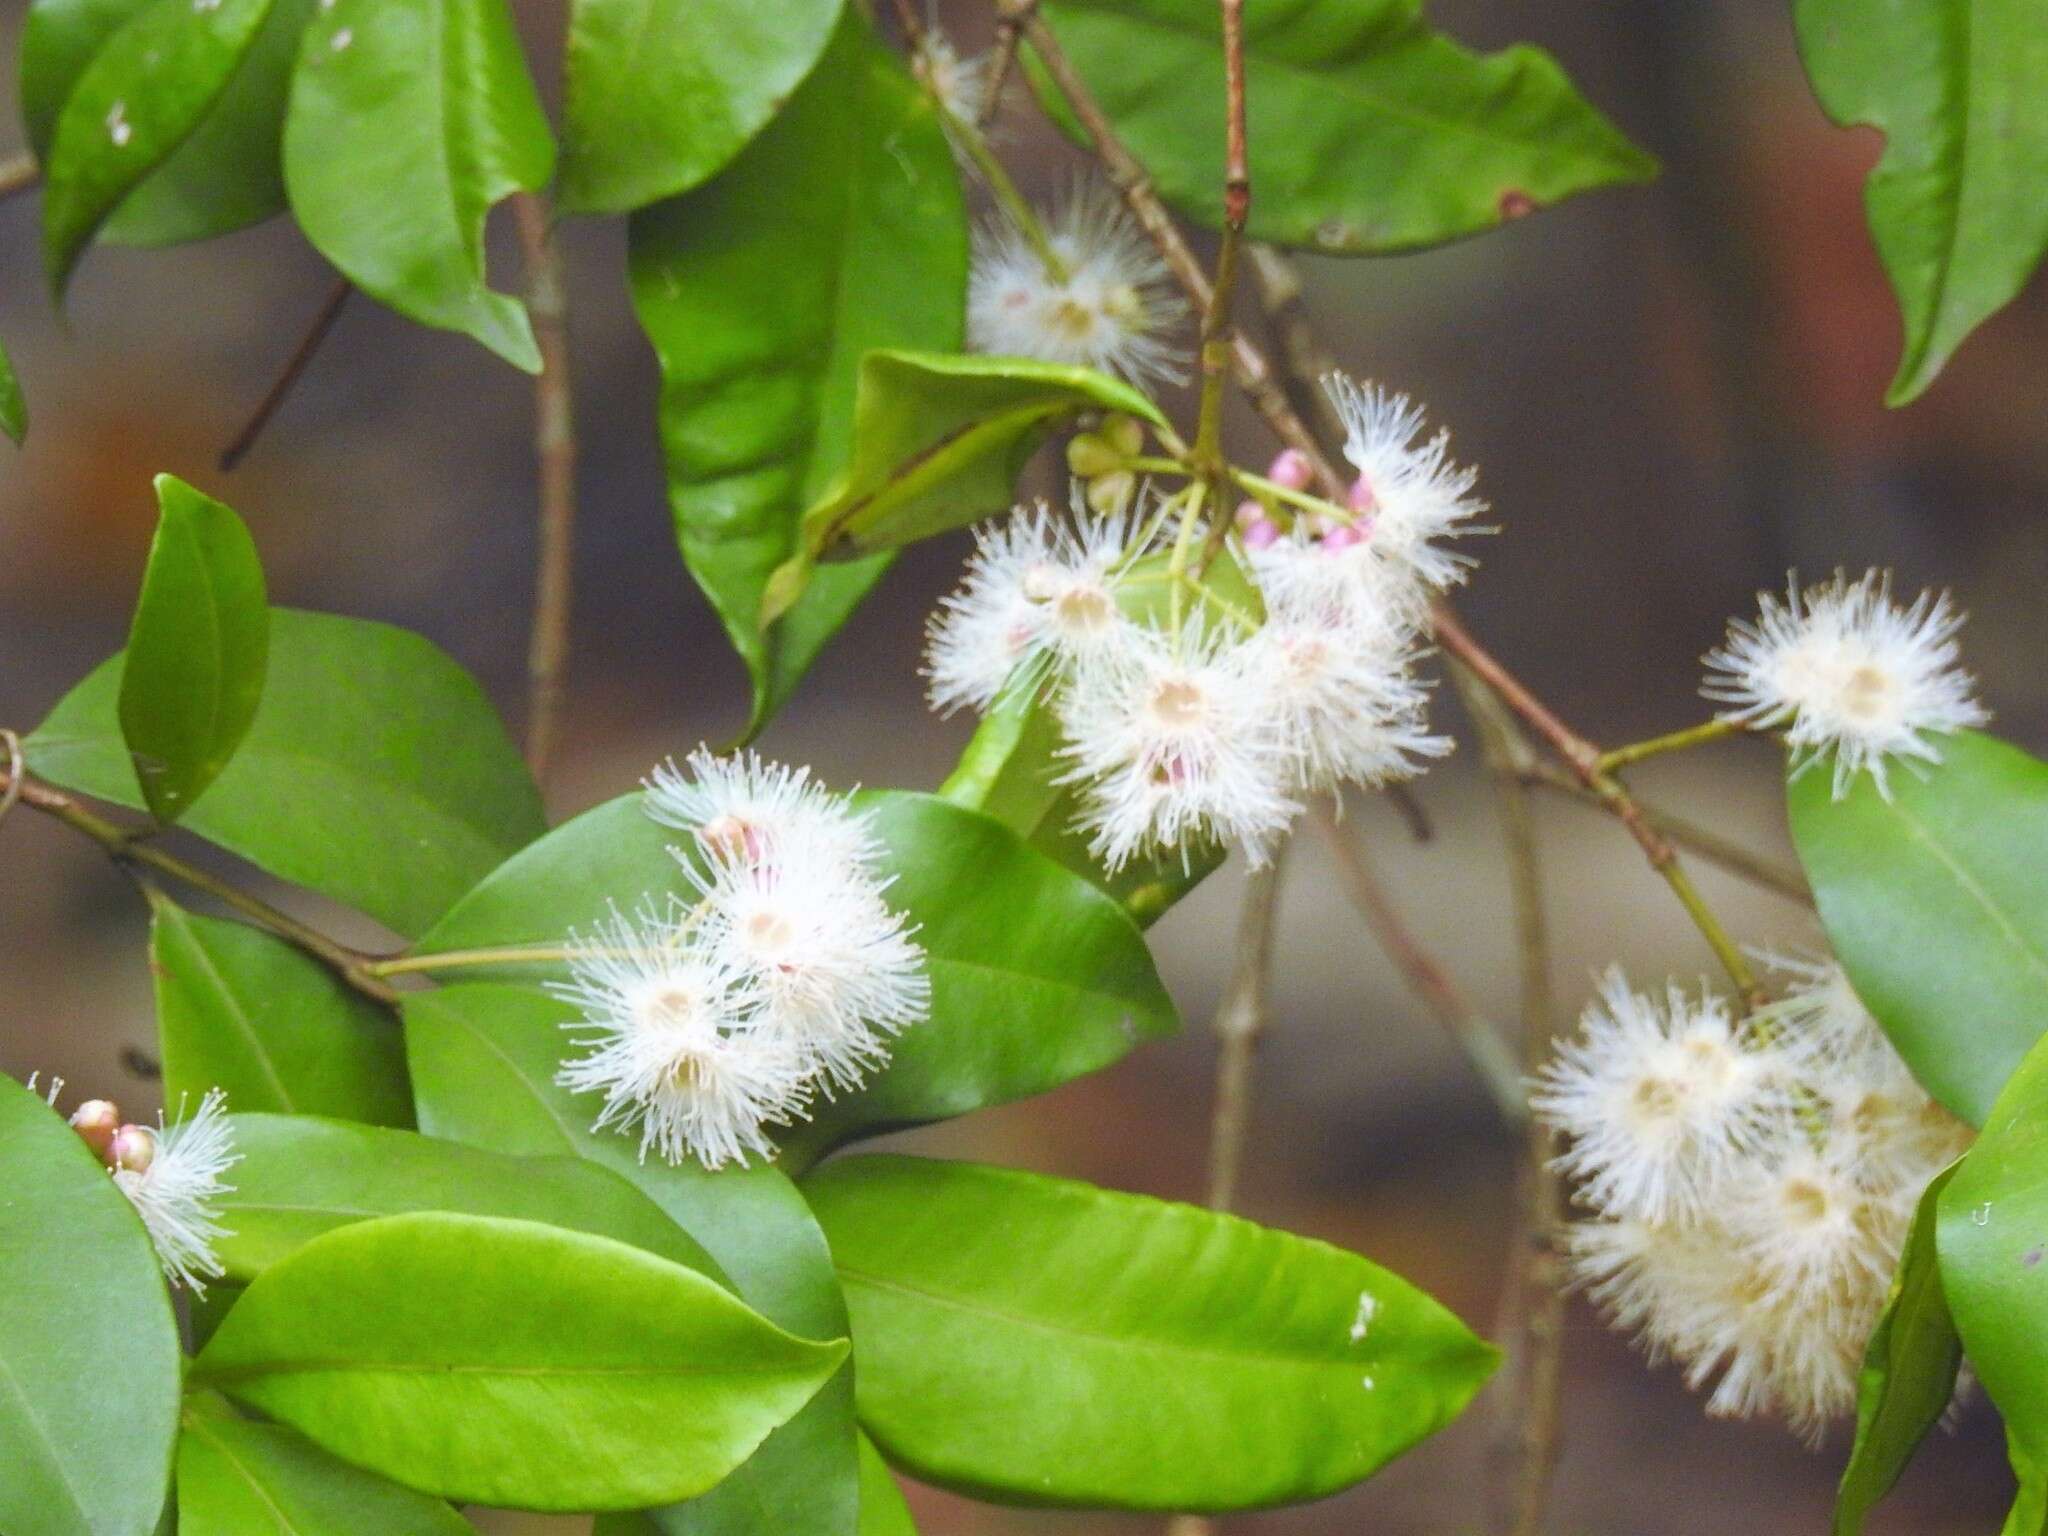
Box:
<box><xmin>1885</xmin><ymin>795</ymin><xmax>2048</xmax><ymax>989</ymax></box>
<box><xmin>0</xmin><ymin>1351</ymin><xmax>94</xmax><ymax>1527</ymax></box>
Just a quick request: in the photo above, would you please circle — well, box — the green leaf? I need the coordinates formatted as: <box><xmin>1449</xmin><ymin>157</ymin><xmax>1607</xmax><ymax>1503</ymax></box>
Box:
<box><xmin>22</xmin><ymin>0</ymin><xmax>148</xmax><ymax>157</ymax></box>
<box><xmin>1795</xmin><ymin>0</ymin><xmax>2048</xmax><ymax>404</ymax></box>
<box><xmin>117</xmin><ymin>475</ymin><xmax>269</xmax><ymax>824</ymax></box>
<box><xmin>39</xmin><ymin>0</ymin><xmax>277</xmax><ymax>290</ymax></box>
<box><xmin>560</xmin><ymin>0</ymin><xmax>840</xmax><ymax>214</ymax></box>
<box><xmin>400</xmin><ymin>981</ymin><xmax>862</xmax><ymax>1536</ymax></box>
<box><xmin>281</xmin><ymin>0</ymin><xmax>554</xmax><ymax>370</ymax></box>
<box><xmin>0</xmin><ymin>338</ymin><xmax>24</xmax><ymax>445</ymax></box>
<box><xmin>1833</xmin><ymin>1162</ymin><xmax>1963</xmax><ymax>1536</ymax></box>
<box><xmin>150</xmin><ymin>898</ymin><xmax>409</xmax><ymax>1125</ymax></box>
<box><xmin>193</xmin><ymin>1211</ymin><xmax>849</xmax><ymax>1510</ymax></box>
<box><xmin>806</xmin><ymin>1155</ymin><xmax>1498</xmax><ymax>1509</ymax></box>
<box><xmin>177</xmin><ymin>1410</ymin><xmax>472</xmax><ymax>1536</ymax></box>
<box><xmin>411</xmin><ymin>789</ymin><xmax>1179</xmax><ymax>1160</ymax></box>
<box><xmin>627</xmin><ymin>10</ymin><xmax>966</xmax><ymax>737</ymax></box>
<box><xmin>29</xmin><ymin>607</ymin><xmax>544</xmax><ymax>937</ymax></box>
<box><xmin>0</xmin><ymin>1073</ymin><xmax>181</xmax><ymax>1536</ymax></box>
<box><xmin>1938</xmin><ymin>1026</ymin><xmax>2048</xmax><ymax>1535</ymax></box>
<box><xmin>215</xmin><ymin>1113</ymin><xmax>719</xmax><ymax>1281</ymax></box>
<box><xmin>101</xmin><ymin>0</ymin><xmax>316</xmax><ymax>248</ymax></box>
<box><xmin>940</xmin><ymin>684</ymin><xmax>1222</xmax><ymax>926</ymax></box>
<box><xmin>1027</xmin><ymin>0</ymin><xmax>1655</xmax><ymax>255</ymax></box>
<box><xmin>856</xmin><ymin>1433</ymin><xmax>916</xmax><ymax>1536</ymax></box>
<box><xmin>1788</xmin><ymin>730</ymin><xmax>2048</xmax><ymax>1125</ymax></box>
<box><xmin>793</xmin><ymin>352</ymin><xmax>1168</xmax><ymax>567</ymax></box>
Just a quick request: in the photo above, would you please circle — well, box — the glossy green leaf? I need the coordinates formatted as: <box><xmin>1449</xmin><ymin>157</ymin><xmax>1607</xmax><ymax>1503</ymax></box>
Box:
<box><xmin>1027</xmin><ymin>0</ymin><xmax>1655</xmax><ymax>255</ymax></box>
<box><xmin>0</xmin><ymin>1073</ymin><xmax>181</xmax><ymax>1536</ymax></box>
<box><xmin>177</xmin><ymin>1410</ymin><xmax>472</xmax><ymax>1536</ymax></box>
<box><xmin>401</xmin><ymin>981</ymin><xmax>862</xmax><ymax>1536</ymax></box>
<box><xmin>117</xmin><ymin>475</ymin><xmax>269</xmax><ymax>824</ymax></box>
<box><xmin>1788</xmin><ymin>730</ymin><xmax>2048</xmax><ymax>1125</ymax></box>
<box><xmin>627</xmin><ymin>11</ymin><xmax>966</xmax><ymax>736</ymax></box>
<box><xmin>1834</xmin><ymin>1163</ymin><xmax>1962</xmax><ymax>1536</ymax></box>
<box><xmin>1795</xmin><ymin>0</ymin><xmax>2048</xmax><ymax>404</ymax></box>
<box><xmin>150</xmin><ymin>899</ymin><xmax>409</xmax><ymax>1125</ymax></box>
<box><xmin>1939</xmin><ymin>1027</ymin><xmax>2048</xmax><ymax>1535</ymax></box>
<box><xmin>214</xmin><ymin>1113</ymin><xmax>718</xmax><ymax>1280</ymax></box>
<box><xmin>792</xmin><ymin>352</ymin><xmax>1168</xmax><ymax>568</ymax></box>
<box><xmin>856</xmin><ymin>1433</ymin><xmax>916</xmax><ymax>1536</ymax></box>
<box><xmin>39</xmin><ymin>0</ymin><xmax>276</xmax><ymax>289</ymax></box>
<box><xmin>411</xmin><ymin>790</ymin><xmax>1179</xmax><ymax>1159</ymax></box>
<box><xmin>282</xmin><ymin>0</ymin><xmax>553</xmax><ymax>370</ymax></box>
<box><xmin>102</xmin><ymin>0</ymin><xmax>316</xmax><ymax>247</ymax></box>
<box><xmin>807</xmin><ymin>1155</ymin><xmax>1498</xmax><ymax>1509</ymax></box>
<box><xmin>0</xmin><ymin>338</ymin><xmax>24</xmax><ymax>444</ymax></box>
<box><xmin>559</xmin><ymin>0</ymin><xmax>839</xmax><ymax>214</ymax></box>
<box><xmin>22</xmin><ymin>0</ymin><xmax>147</xmax><ymax>155</ymax></box>
<box><xmin>940</xmin><ymin>684</ymin><xmax>1222</xmax><ymax>926</ymax></box>
<box><xmin>193</xmin><ymin>1211</ymin><xmax>848</xmax><ymax>1510</ymax></box>
<box><xmin>29</xmin><ymin>607</ymin><xmax>544</xmax><ymax>937</ymax></box>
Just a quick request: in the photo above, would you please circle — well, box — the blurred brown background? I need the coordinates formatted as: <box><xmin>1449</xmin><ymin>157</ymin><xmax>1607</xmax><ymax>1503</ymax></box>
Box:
<box><xmin>2</xmin><ymin>0</ymin><xmax>2041</xmax><ymax>1530</ymax></box>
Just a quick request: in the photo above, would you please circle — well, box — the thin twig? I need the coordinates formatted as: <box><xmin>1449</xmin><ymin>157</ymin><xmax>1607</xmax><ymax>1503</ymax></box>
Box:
<box><xmin>219</xmin><ymin>279</ymin><xmax>351</xmax><ymax>471</ymax></box>
<box><xmin>0</xmin><ymin>153</ymin><xmax>39</xmax><ymax>202</ymax></box>
<box><xmin>1383</xmin><ymin>781</ymin><xmax>1433</xmax><ymax>843</ymax></box>
<box><xmin>1455</xmin><ymin>663</ymin><xmax>1566</xmax><ymax>1536</ymax></box>
<box><xmin>0</xmin><ymin>731</ymin><xmax>23</xmax><ymax>828</ymax></box>
<box><xmin>980</xmin><ymin>0</ymin><xmax>1040</xmax><ymax>127</ymax></box>
<box><xmin>1314</xmin><ymin>804</ymin><xmax>1525</xmax><ymax>1124</ymax></box>
<box><xmin>1201</xmin><ymin>845</ymin><xmax>1288</xmax><ymax>1215</ymax></box>
<box><xmin>0</xmin><ymin>761</ymin><xmax>399</xmax><ymax>1005</ymax></box>
<box><xmin>514</xmin><ymin>193</ymin><xmax>578</xmax><ymax>794</ymax></box>
<box><xmin>1521</xmin><ymin>761</ymin><xmax>1811</xmax><ymax>905</ymax></box>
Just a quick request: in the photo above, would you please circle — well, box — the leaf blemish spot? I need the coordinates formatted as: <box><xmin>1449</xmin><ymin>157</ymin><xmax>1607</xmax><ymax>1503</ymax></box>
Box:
<box><xmin>2024</xmin><ymin>1246</ymin><xmax>2043</xmax><ymax>1268</ymax></box>
<box><xmin>331</xmin><ymin>27</ymin><xmax>353</xmax><ymax>49</ymax></box>
<box><xmin>1349</xmin><ymin>1290</ymin><xmax>1378</xmax><ymax>1342</ymax></box>
<box><xmin>1499</xmin><ymin>189</ymin><xmax>1537</xmax><ymax>220</ymax></box>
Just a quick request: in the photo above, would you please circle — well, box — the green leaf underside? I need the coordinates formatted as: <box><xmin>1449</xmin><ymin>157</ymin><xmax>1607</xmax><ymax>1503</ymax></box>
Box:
<box><xmin>626</xmin><ymin>10</ymin><xmax>966</xmax><ymax>736</ymax></box>
<box><xmin>400</xmin><ymin>981</ymin><xmax>862</xmax><ymax>1536</ymax></box>
<box><xmin>559</xmin><ymin>0</ymin><xmax>841</xmax><ymax>214</ymax></box>
<box><xmin>118</xmin><ymin>475</ymin><xmax>269</xmax><ymax>824</ymax></box>
<box><xmin>1788</xmin><ymin>730</ymin><xmax>2048</xmax><ymax>1125</ymax></box>
<box><xmin>805</xmin><ymin>1155</ymin><xmax>1498</xmax><ymax>1510</ymax></box>
<box><xmin>1833</xmin><ymin>1163</ymin><xmax>1962</xmax><ymax>1536</ymax></box>
<box><xmin>0</xmin><ymin>1075</ymin><xmax>181</xmax><ymax>1536</ymax></box>
<box><xmin>1028</xmin><ymin>0</ymin><xmax>1655</xmax><ymax>255</ymax></box>
<box><xmin>193</xmin><ymin>1211</ymin><xmax>847</xmax><ymax>1511</ymax></box>
<box><xmin>215</xmin><ymin>1113</ymin><xmax>719</xmax><ymax>1282</ymax></box>
<box><xmin>103</xmin><ymin>0</ymin><xmax>318</xmax><ymax>247</ymax></box>
<box><xmin>1938</xmin><ymin>1027</ymin><xmax>2048</xmax><ymax>1535</ymax></box>
<box><xmin>176</xmin><ymin>1411</ymin><xmax>473</xmax><ymax>1536</ymax></box>
<box><xmin>281</xmin><ymin>0</ymin><xmax>554</xmax><ymax>370</ymax></box>
<box><xmin>0</xmin><ymin>339</ymin><xmax>24</xmax><ymax>444</ymax></box>
<box><xmin>1794</xmin><ymin>0</ymin><xmax>2048</xmax><ymax>404</ymax></box>
<box><xmin>411</xmin><ymin>789</ymin><xmax>1179</xmax><ymax>1159</ymax></box>
<box><xmin>29</xmin><ymin>607</ymin><xmax>545</xmax><ymax>938</ymax></box>
<box><xmin>150</xmin><ymin>899</ymin><xmax>411</xmax><ymax>1126</ymax></box>
<box><xmin>796</xmin><ymin>352</ymin><xmax>1167</xmax><ymax>562</ymax></box>
<box><xmin>939</xmin><ymin>683</ymin><xmax>1223</xmax><ymax>925</ymax></box>
<box><xmin>39</xmin><ymin>0</ymin><xmax>277</xmax><ymax>290</ymax></box>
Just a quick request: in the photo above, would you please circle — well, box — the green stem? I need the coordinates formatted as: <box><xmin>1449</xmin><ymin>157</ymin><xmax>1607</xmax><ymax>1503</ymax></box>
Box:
<box><xmin>1167</xmin><ymin>482</ymin><xmax>1206</xmax><ymax>633</ymax></box>
<box><xmin>1228</xmin><ymin>464</ymin><xmax>1349</xmax><ymax>522</ymax></box>
<box><xmin>1595</xmin><ymin>718</ymin><xmax>1740</xmax><ymax>775</ymax></box>
<box><xmin>367</xmin><ymin>945</ymin><xmax>577</xmax><ymax>978</ymax></box>
<box><xmin>947</xmin><ymin>107</ymin><xmax>1071</xmax><ymax>283</ymax></box>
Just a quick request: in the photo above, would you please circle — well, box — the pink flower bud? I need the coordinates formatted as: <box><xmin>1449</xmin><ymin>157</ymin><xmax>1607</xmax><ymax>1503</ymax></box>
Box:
<box><xmin>1347</xmin><ymin>474</ymin><xmax>1377</xmax><ymax>514</ymax></box>
<box><xmin>1241</xmin><ymin>517</ymin><xmax>1280</xmax><ymax>550</ymax></box>
<box><xmin>109</xmin><ymin>1124</ymin><xmax>158</xmax><ymax>1174</ymax></box>
<box><xmin>1321</xmin><ymin>523</ymin><xmax>1367</xmax><ymax>552</ymax></box>
<box><xmin>68</xmin><ymin>1099</ymin><xmax>121</xmax><ymax>1164</ymax></box>
<box><xmin>1233</xmin><ymin>499</ymin><xmax>1263</xmax><ymax>530</ymax></box>
<box><xmin>1267</xmin><ymin>449</ymin><xmax>1312</xmax><ymax>491</ymax></box>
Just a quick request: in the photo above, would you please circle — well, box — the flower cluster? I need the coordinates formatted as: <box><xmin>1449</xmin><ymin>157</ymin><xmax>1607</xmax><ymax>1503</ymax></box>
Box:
<box><xmin>1703</xmin><ymin>569</ymin><xmax>1986</xmax><ymax>800</ymax></box>
<box><xmin>925</xmin><ymin>374</ymin><xmax>1480</xmax><ymax>871</ymax></box>
<box><xmin>552</xmin><ymin>751</ymin><xmax>929</xmax><ymax>1170</ymax></box>
<box><xmin>1533</xmin><ymin>962</ymin><xmax>1971</xmax><ymax>1437</ymax></box>
<box><xmin>39</xmin><ymin>1077</ymin><xmax>238</xmax><ymax>1293</ymax></box>
<box><xmin>967</xmin><ymin>178</ymin><xmax>1188</xmax><ymax>390</ymax></box>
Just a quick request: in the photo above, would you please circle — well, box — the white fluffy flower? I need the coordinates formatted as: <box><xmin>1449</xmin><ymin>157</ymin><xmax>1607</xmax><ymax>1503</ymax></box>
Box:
<box><xmin>1532</xmin><ymin>970</ymin><xmax>1786</xmax><ymax>1223</ymax></box>
<box><xmin>1241</xmin><ymin>586</ymin><xmax>1451</xmax><ymax>793</ymax></box>
<box><xmin>1320</xmin><ymin>373</ymin><xmax>1487</xmax><ymax>601</ymax></box>
<box><xmin>112</xmin><ymin>1089</ymin><xmax>239</xmax><ymax>1294</ymax></box>
<box><xmin>645</xmin><ymin>747</ymin><xmax>878</xmax><ymax>871</ymax></box>
<box><xmin>1055</xmin><ymin>620</ymin><xmax>1299</xmax><ymax>870</ymax></box>
<box><xmin>1702</xmin><ymin>570</ymin><xmax>1987</xmax><ymax>800</ymax></box>
<box><xmin>923</xmin><ymin>502</ymin><xmax>1139</xmax><ymax>715</ymax></box>
<box><xmin>968</xmin><ymin>179</ymin><xmax>1187</xmax><ymax>389</ymax></box>
<box><xmin>553</xmin><ymin>900</ymin><xmax>809</xmax><ymax>1170</ymax></box>
<box><xmin>917</xmin><ymin>33</ymin><xmax>986</xmax><ymax>131</ymax></box>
